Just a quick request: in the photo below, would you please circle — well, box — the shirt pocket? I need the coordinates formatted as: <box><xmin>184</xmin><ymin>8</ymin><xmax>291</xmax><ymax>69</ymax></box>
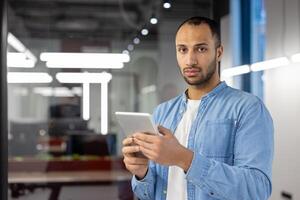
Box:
<box><xmin>200</xmin><ymin>119</ymin><xmax>236</xmax><ymax>162</ymax></box>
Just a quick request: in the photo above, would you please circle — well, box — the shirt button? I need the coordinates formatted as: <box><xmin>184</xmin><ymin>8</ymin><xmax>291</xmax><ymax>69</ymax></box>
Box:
<box><xmin>210</xmin><ymin>192</ymin><xmax>214</xmax><ymax>196</ymax></box>
<box><xmin>163</xmin><ymin>190</ymin><xmax>167</xmax><ymax>194</ymax></box>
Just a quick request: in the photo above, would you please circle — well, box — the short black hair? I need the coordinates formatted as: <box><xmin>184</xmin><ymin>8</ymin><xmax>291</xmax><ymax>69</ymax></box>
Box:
<box><xmin>176</xmin><ymin>16</ymin><xmax>221</xmax><ymax>47</ymax></box>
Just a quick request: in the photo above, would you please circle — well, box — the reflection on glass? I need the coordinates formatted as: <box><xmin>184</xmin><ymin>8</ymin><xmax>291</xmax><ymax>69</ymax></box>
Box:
<box><xmin>6</xmin><ymin>0</ymin><xmax>212</xmax><ymax>199</ymax></box>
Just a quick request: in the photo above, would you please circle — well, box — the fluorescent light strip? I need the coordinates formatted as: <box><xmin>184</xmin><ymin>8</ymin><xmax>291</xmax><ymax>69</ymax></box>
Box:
<box><xmin>24</xmin><ymin>50</ymin><xmax>37</xmax><ymax>63</ymax></box>
<box><xmin>7</xmin><ymin>53</ymin><xmax>35</xmax><ymax>68</ymax></box>
<box><xmin>46</xmin><ymin>60</ymin><xmax>124</xmax><ymax>69</ymax></box>
<box><xmin>101</xmin><ymin>82</ymin><xmax>108</xmax><ymax>135</ymax></box>
<box><xmin>7</xmin><ymin>33</ymin><xmax>37</xmax><ymax>64</ymax></box>
<box><xmin>291</xmin><ymin>53</ymin><xmax>300</xmax><ymax>62</ymax></box>
<box><xmin>40</xmin><ymin>52</ymin><xmax>130</xmax><ymax>63</ymax></box>
<box><xmin>141</xmin><ymin>85</ymin><xmax>156</xmax><ymax>94</ymax></box>
<box><xmin>250</xmin><ymin>57</ymin><xmax>290</xmax><ymax>71</ymax></box>
<box><xmin>7</xmin><ymin>33</ymin><xmax>26</xmax><ymax>52</ymax></box>
<box><xmin>221</xmin><ymin>65</ymin><xmax>250</xmax><ymax>78</ymax></box>
<box><xmin>83</xmin><ymin>83</ymin><xmax>90</xmax><ymax>121</ymax></box>
<box><xmin>12</xmin><ymin>87</ymin><xmax>28</xmax><ymax>96</ymax></box>
<box><xmin>33</xmin><ymin>87</ymin><xmax>74</xmax><ymax>97</ymax></box>
<box><xmin>56</xmin><ymin>72</ymin><xmax>112</xmax><ymax>83</ymax></box>
<box><xmin>56</xmin><ymin>72</ymin><xmax>112</xmax><ymax>134</ymax></box>
<box><xmin>72</xmin><ymin>87</ymin><xmax>82</xmax><ymax>96</ymax></box>
<box><xmin>7</xmin><ymin>72</ymin><xmax>53</xmax><ymax>83</ymax></box>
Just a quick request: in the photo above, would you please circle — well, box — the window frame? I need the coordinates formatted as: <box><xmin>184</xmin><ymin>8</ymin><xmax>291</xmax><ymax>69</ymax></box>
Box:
<box><xmin>0</xmin><ymin>0</ymin><xmax>8</xmax><ymax>198</ymax></box>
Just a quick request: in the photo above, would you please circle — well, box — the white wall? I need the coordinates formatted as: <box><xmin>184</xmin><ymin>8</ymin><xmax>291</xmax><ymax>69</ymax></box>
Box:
<box><xmin>220</xmin><ymin>15</ymin><xmax>234</xmax><ymax>87</ymax></box>
<box><xmin>265</xmin><ymin>0</ymin><xmax>300</xmax><ymax>199</ymax></box>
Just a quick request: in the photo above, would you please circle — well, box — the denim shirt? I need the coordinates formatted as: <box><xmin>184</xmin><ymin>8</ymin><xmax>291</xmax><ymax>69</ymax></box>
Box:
<box><xmin>132</xmin><ymin>82</ymin><xmax>274</xmax><ymax>200</ymax></box>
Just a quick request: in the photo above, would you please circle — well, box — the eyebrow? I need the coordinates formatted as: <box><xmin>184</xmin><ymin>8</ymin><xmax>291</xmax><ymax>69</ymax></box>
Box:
<box><xmin>194</xmin><ymin>43</ymin><xmax>208</xmax><ymax>46</ymax></box>
<box><xmin>176</xmin><ymin>43</ymin><xmax>208</xmax><ymax>47</ymax></box>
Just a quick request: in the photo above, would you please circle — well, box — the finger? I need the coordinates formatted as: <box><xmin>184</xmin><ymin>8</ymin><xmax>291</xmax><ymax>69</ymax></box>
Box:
<box><xmin>133</xmin><ymin>138</ymin><xmax>153</xmax><ymax>150</ymax></box>
<box><xmin>139</xmin><ymin>145</ymin><xmax>156</xmax><ymax>159</ymax></box>
<box><xmin>122</xmin><ymin>145</ymin><xmax>140</xmax><ymax>155</ymax></box>
<box><xmin>133</xmin><ymin>133</ymin><xmax>158</xmax><ymax>143</ymax></box>
<box><xmin>123</xmin><ymin>157</ymin><xmax>148</xmax><ymax>165</ymax></box>
<box><xmin>122</xmin><ymin>137</ymin><xmax>134</xmax><ymax>146</ymax></box>
<box><xmin>157</xmin><ymin>125</ymin><xmax>173</xmax><ymax>137</ymax></box>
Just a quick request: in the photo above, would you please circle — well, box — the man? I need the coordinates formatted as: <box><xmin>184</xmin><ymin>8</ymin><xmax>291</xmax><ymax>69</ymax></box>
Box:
<box><xmin>122</xmin><ymin>16</ymin><xmax>274</xmax><ymax>200</ymax></box>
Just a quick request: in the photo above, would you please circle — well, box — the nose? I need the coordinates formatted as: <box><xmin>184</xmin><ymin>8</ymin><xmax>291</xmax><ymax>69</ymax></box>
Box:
<box><xmin>186</xmin><ymin>51</ymin><xmax>198</xmax><ymax>67</ymax></box>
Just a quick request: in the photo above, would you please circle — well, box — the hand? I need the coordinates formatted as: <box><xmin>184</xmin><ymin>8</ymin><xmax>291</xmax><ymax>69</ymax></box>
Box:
<box><xmin>133</xmin><ymin>126</ymin><xmax>194</xmax><ymax>171</ymax></box>
<box><xmin>122</xmin><ymin>136</ymin><xmax>149</xmax><ymax>179</ymax></box>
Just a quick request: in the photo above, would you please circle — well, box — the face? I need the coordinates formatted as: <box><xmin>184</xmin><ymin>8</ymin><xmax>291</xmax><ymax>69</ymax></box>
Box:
<box><xmin>175</xmin><ymin>23</ymin><xmax>223</xmax><ymax>86</ymax></box>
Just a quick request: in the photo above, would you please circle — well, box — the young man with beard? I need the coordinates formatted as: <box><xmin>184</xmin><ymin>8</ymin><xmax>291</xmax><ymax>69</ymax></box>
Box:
<box><xmin>122</xmin><ymin>16</ymin><xmax>274</xmax><ymax>200</ymax></box>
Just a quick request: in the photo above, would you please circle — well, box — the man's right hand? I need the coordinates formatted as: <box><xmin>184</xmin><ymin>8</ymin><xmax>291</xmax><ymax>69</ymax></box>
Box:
<box><xmin>122</xmin><ymin>136</ymin><xmax>149</xmax><ymax>179</ymax></box>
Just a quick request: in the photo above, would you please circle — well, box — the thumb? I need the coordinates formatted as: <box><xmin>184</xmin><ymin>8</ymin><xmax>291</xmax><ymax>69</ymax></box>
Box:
<box><xmin>157</xmin><ymin>125</ymin><xmax>173</xmax><ymax>137</ymax></box>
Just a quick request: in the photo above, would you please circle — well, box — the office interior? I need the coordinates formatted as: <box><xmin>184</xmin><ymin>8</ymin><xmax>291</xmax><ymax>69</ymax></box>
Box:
<box><xmin>1</xmin><ymin>0</ymin><xmax>299</xmax><ymax>199</ymax></box>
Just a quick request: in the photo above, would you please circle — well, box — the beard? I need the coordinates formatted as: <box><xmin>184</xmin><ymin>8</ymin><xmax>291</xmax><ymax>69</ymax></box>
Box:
<box><xmin>182</xmin><ymin>57</ymin><xmax>217</xmax><ymax>86</ymax></box>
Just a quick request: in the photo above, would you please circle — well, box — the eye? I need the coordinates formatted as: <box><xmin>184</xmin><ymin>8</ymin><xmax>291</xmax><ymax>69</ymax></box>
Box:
<box><xmin>197</xmin><ymin>47</ymin><xmax>207</xmax><ymax>52</ymax></box>
<box><xmin>177</xmin><ymin>47</ymin><xmax>187</xmax><ymax>54</ymax></box>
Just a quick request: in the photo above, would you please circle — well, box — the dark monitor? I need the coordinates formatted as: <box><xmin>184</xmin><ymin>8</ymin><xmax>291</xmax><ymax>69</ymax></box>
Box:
<box><xmin>50</xmin><ymin>104</ymin><xmax>80</xmax><ymax>118</ymax></box>
<box><xmin>48</xmin><ymin>118</ymin><xmax>88</xmax><ymax>136</ymax></box>
<box><xmin>67</xmin><ymin>133</ymin><xmax>117</xmax><ymax>156</ymax></box>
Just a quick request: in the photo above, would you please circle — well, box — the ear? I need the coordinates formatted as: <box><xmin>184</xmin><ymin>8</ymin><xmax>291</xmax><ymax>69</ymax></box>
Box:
<box><xmin>216</xmin><ymin>45</ymin><xmax>223</xmax><ymax>62</ymax></box>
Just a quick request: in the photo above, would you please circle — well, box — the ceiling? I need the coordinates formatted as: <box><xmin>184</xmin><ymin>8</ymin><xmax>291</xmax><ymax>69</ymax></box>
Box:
<box><xmin>8</xmin><ymin>0</ymin><xmax>213</xmax><ymax>43</ymax></box>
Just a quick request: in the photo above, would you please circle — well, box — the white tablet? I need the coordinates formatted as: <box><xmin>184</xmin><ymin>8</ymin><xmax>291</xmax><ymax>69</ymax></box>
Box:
<box><xmin>115</xmin><ymin>112</ymin><xmax>159</xmax><ymax>136</ymax></box>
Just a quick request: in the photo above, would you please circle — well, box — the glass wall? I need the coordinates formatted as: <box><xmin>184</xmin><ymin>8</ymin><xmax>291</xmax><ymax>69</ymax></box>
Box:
<box><xmin>6</xmin><ymin>0</ymin><xmax>217</xmax><ymax>199</ymax></box>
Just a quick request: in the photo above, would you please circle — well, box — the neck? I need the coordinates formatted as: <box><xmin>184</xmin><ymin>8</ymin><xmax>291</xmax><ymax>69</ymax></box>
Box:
<box><xmin>187</xmin><ymin>75</ymin><xmax>220</xmax><ymax>100</ymax></box>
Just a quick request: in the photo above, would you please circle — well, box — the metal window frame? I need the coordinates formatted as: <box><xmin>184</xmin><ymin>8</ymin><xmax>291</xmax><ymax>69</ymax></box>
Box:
<box><xmin>0</xmin><ymin>0</ymin><xmax>8</xmax><ymax>198</ymax></box>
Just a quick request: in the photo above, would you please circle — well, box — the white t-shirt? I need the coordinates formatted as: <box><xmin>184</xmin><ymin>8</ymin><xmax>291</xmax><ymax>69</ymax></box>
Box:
<box><xmin>166</xmin><ymin>99</ymin><xmax>201</xmax><ymax>200</ymax></box>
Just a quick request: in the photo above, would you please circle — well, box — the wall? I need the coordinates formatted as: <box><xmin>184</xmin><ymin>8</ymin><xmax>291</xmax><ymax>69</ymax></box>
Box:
<box><xmin>265</xmin><ymin>0</ymin><xmax>300</xmax><ymax>199</ymax></box>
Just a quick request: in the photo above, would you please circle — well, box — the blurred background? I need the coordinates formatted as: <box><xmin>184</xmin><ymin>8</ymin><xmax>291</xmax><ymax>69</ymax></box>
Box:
<box><xmin>3</xmin><ymin>0</ymin><xmax>300</xmax><ymax>199</ymax></box>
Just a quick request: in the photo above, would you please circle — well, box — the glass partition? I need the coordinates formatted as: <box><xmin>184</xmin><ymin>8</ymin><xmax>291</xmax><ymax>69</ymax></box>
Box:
<box><xmin>6</xmin><ymin>0</ymin><xmax>216</xmax><ymax>199</ymax></box>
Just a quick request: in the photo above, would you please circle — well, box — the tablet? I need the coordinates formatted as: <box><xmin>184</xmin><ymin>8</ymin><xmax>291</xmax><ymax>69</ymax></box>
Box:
<box><xmin>115</xmin><ymin>112</ymin><xmax>159</xmax><ymax>136</ymax></box>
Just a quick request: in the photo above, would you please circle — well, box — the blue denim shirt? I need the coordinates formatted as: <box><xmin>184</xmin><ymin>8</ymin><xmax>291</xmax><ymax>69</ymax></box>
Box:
<box><xmin>132</xmin><ymin>82</ymin><xmax>274</xmax><ymax>200</ymax></box>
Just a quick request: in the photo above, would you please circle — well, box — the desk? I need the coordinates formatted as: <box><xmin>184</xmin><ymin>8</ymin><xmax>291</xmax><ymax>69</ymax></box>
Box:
<box><xmin>9</xmin><ymin>170</ymin><xmax>132</xmax><ymax>183</ymax></box>
<box><xmin>8</xmin><ymin>157</ymin><xmax>134</xmax><ymax>200</ymax></box>
<box><xmin>9</xmin><ymin>170</ymin><xmax>133</xmax><ymax>200</ymax></box>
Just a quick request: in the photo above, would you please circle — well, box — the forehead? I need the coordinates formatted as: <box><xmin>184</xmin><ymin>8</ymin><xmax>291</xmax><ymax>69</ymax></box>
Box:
<box><xmin>175</xmin><ymin>23</ymin><xmax>215</xmax><ymax>45</ymax></box>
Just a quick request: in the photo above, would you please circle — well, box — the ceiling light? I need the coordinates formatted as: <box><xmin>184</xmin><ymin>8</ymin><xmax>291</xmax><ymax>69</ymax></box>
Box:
<box><xmin>83</xmin><ymin>83</ymin><xmax>90</xmax><ymax>121</ymax></box>
<box><xmin>7</xmin><ymin>33</ymin><xmax>37</xmax><ymax>64</ymax></box>
<box><xmin>122</xmin><ymin>50</ymin><xmax>129</xmax><ymax>55</ymax></box>
<box><xmin>72</xmin><ymin>87</ymin><xmax>82</xmax><ymax>96</ymax></box>
<box><xmin>127</xmin><ymin>44</ymin><xmax>134</xmax><ymax>51</ymax></box>
<box><xmin>101</xmin><ymin>82</ymin><xmax>109</xmax><ymax>135</ymax></box>
<box><xmin>7</xmin><ymin>53</ymin><xmax>35</xmax><ymax>68</ymax></box>
<box><xmin>7</xmin><ymin>72</ymin><xmax>53</xmax><ymax>83</ymax></box>
<box><xmin>56</xmin><ymin>72</ymin><xmax>112</xmax><ymax>131</ymax></box>
<box><xmin>45</xmin><ymin>60</ymin><xmax>124</xmax><ymax>69</ymax></box>
<box><xmin>141</xmin><ymin>29</ymin><xmax>149</xmax><ymax>36</ymax></box>
<box><xmin>40</xmin><ymin>52</ymin><xmax>130</xmax><ymax>69</ymax></box>
<box><xmin>141</xmin><ymin>85</ymin><xmax>156</xmax><ymax>94</ymax></box>
<box><xmin>221</xmin><ymin>65</ymin><xmax>250</xmax><ymax>78</ymax></box>
<box><xmin>40</xmin><ymin>52</ymin><xmax>130</xmax><ymax>63</ymax></box>
<box><xmin>7</xmin><ymin>33</ymin><xmax>26</xmax><ymax>52</ymax></box>
<box><xmin>150</xmin><ymin>17</ymin><xmax>158</xmax><ymax>24</ymax></box>
<box><xmin>290</xmin><ymin>53</ymin><xmax>300</xmax><ymax>62</ymax></box>
<box><xmin>33</xmin><ymin>87</ymin><xmax>74</xmax><ymax>97</ymax></box>
<box><xmin>250</xmin><ymin>57</ymin><xmax>289</xmax><ymax>71</ymax></box>
<box><xmin>56</xmin><ymin>72</ymin><xmax>112</xmax><ymax>84</ymax></box>
<box><xmin>163</xmin><ymin>2</ymin><xmax>171</xmax><ymax>9</ymax></box>
<box><xmin>133</xmin><ymin>37</ymin><xmax>140</xmax><ymax>44</ymax></box>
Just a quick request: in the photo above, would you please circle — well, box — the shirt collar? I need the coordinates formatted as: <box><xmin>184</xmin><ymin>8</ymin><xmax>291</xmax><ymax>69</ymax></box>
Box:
<box><xmin>181</xmin><ymin>81</ymin><xmax>227</xmax><ymax>102</ymax></box>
